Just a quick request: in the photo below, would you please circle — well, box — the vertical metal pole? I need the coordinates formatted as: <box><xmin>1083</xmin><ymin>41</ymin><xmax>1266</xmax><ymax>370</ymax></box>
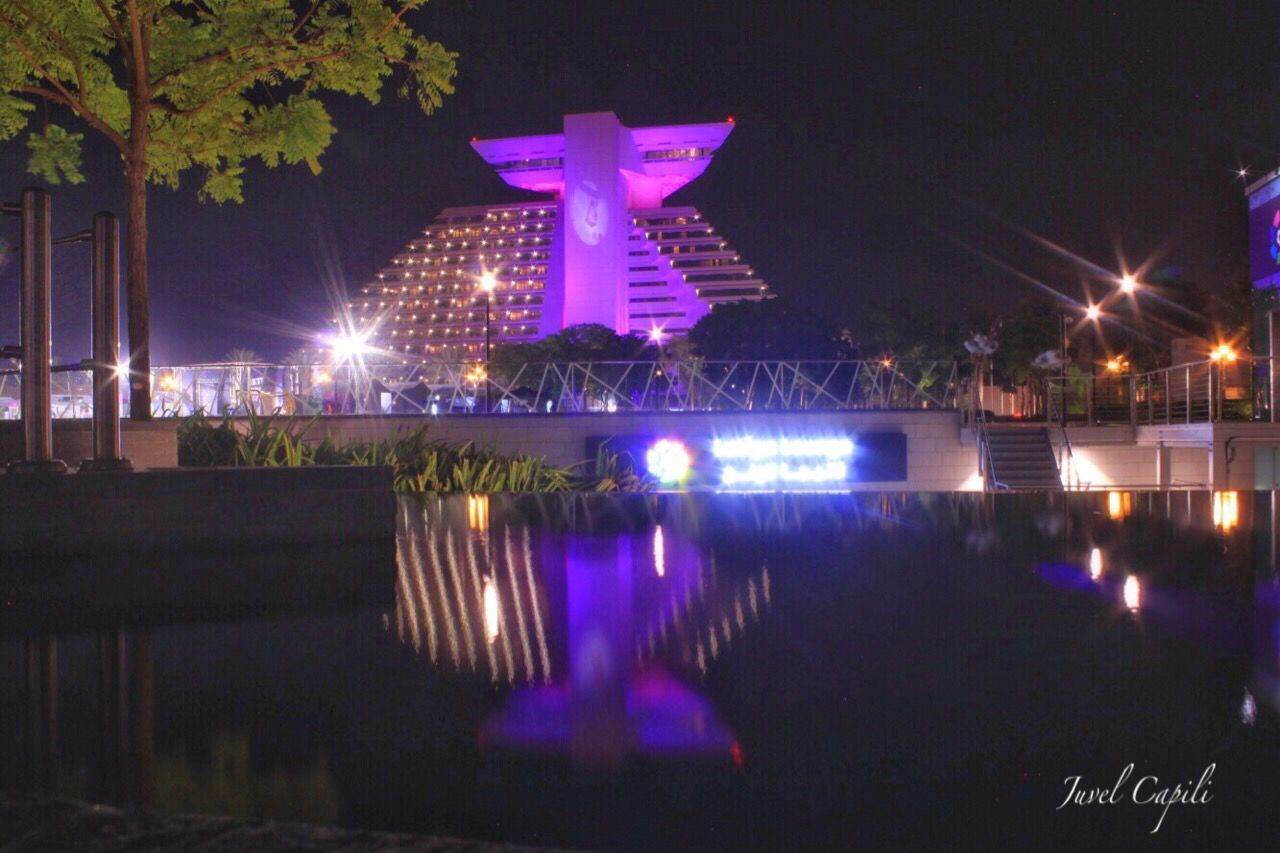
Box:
<box><xmin>82</xmin><ymin>212</ymin><xmax>132</xmax><ymax>472</ymax></box>
<box><xmin>1129</xmin><ymin>375</ymin><xmax>1137</xmax><ymax>426</ymax></box>
<box><xmin>1164</xmin><ymin>370</ymin><xmax>1170</xmax><ymax>424</ymax></box>
<box><xmin>1185</xmin><ymin>366</ymin><xmax>1190</xmax><ymax>424</ymax></box>
<box><xmin>484</xmin><ymin>292</ymin><xmax>491</xmax><ymax>414</ymax></box>
<box><xmin>10</xmin><ymin>188</ymin><xmax>66</xmax><ymax>474</ymax></box>
<box><xmin>1270</xmin><ymin>308</ymin><xmax>1280</xmax><ymax>423</ymax></box>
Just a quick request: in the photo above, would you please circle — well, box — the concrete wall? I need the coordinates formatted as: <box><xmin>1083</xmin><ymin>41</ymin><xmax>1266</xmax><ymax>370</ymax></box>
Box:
<box><xmin>0</xmin><ymin>420</ymin><xmax>178</xmax><ymax>470</ymax></box>
<box><xmin>299</xmin><ymin>409</ymin><xmax>982</xmax><ymax>491</ymax></box>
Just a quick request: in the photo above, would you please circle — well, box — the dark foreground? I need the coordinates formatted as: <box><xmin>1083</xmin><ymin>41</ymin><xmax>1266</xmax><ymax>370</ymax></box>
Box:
<box><xmin>0</xmin><ymin>795</ymin><xmax>546</xmax><ymax>851</ymax></box>
<box><xmin>3</xmin><ymin>491</ymin><xmax>1278</xmax><ymax>848</ymax></box>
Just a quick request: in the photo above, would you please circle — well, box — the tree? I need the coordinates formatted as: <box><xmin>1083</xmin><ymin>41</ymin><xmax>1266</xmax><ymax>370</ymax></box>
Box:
<box><xmin>0</xmin><ymin>1</ymin><xmax>457</xmax><ymax>418</ymax></box>
<box><xmin>688</xmin><ymin>298</ymin><xmax>851</xmax><ymax>360</ymax></box>
<box><xmin>851</xmin><ymin>297</ymin><xmax>964</xmax><ymax>361</ymax></box>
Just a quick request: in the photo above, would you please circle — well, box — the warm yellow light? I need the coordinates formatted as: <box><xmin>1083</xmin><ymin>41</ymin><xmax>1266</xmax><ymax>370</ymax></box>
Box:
<box><xmin>1107</xmin><ymin>490</ymin><xmax>1131</xmax><ymax>519</ymax></box>
<box><xmin>313</xmin><ymin>370</ymin><xmax>331</xmax><ymax>384</ymax></box>
<box><xmin>1123</xmin><ymin>575</ymin><xmax>1141</xmax><ymax>611</ymax></box>
<box><xmin>1105</xmin><ymin>358</ymin><xmax>1122</xmax><ymax>373</ymax></box>
<box><xmin>483</xmin><ymin>577</ymin><xmax>500</xmax><ymax>643</ymax></box>
<box><xmin>467</xmin><ymin>494</ymin><xmax>489</xmax><ymax>533</ymax></box>
<box><xmin>159</xmin><ymin>374</ymin><xmax>179</xmax><ymax>392</ymax></box>
<box><xmin>478</xmin><ymin>270</ymin><xmax>498</xmax><ymax>293</ymax></box>
<box><xmin>1212</xmin><ymin>490</ymin><xmax>1239</xmax><ymax>531</ymax></box>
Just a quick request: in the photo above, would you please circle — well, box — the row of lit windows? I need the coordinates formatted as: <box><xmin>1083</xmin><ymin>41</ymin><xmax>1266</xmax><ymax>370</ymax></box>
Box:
<box><xmin>386</xmin><ymin>316</ymin><xmax>542</xmax><ymax>335</ymax></box>
<box><xmin>361</xmin><ymin>283</ymin><xmax>545</xmax><ymax>301</ymax></box>
<box><xmin>357</xmin><ymin>286</ymin><xmax>544</xmax><ymax>302</ymax></box>
<box><xmin>633</xmin><ymin>214</ymin><xmax>702</xmax><ymax>226</ymax></box>
<box><xmin>686</xmin><ymin>271</ymin><xmax>757</xmax><ymax>283</ymax></box>
<box><xmin>671</xmin><ymin>256</ymin><xmax>742</xmax><ymax>269</ymax></box>
<box><xmin>386</xmin><ymin>325</ymin><xmax>538</xmax><ymax>344</ymax></box>
<box><xmin>388</xmin><ymin>308</ymin><xmax>542</xmax><ymax>323</ymax></box>
<box><xmin>385</xmin><ymin>265</ymin><xmax>548</xmax><ymax>282</ymax></box>
<box><xmin>492</xmin><ymin>156</ymin><xmax>563</xmax><ymax>170</ymax></box>
<box><xmin>640</xmin><ymin>148</ymin><xmax>715</xmax><ymax>161</ymax></box>
<box><xmin>697</xmin><ymin>286</ymin><xmax>768</xmax><ymax>298</ymax></box>
<box><xmin>390</xmin><ymin>248</ymin><xmax>550</xmax><ymax>266</ymax></box>
<box><xmin>659</xmin><ymin>242</ymin><xmax>729</xmax><ymax>254</ymax></box>
<box><xmin>356</xmin><ymin>293</ymin><xmax>543</xmax><ymax>309</ymax></box>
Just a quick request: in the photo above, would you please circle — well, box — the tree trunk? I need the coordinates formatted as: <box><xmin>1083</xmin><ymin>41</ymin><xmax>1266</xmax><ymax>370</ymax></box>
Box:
<box><xmin>125</xmin><ymin>151</ymin><xmax>150</xmax><ymax>420</ymax></box>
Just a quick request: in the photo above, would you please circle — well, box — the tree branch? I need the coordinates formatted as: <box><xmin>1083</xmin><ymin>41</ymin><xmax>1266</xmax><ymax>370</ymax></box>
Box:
<box><xmin>16</xmin><ymin>85</ymin><xmax>128</xmax><ymax>152</ymax></box>
<box><xmin>163</xmin><ymin>1</ymin><xmax>419</xmax><ymax>119</ymax></box>
<box><xmin>0</xmin><ymin>13</ymin><xmax>127</xmax><ymax>151</ymax></box>
<box><xmin>91</xmin><ymin>0</ymin><xmax>129</xmax><ymax>56</ymax></box>
<box><xmin>7</xmin><ymin>0</ymin><xmax>90</xmax><ymax>104</ymax></box>
<box><xmin>290</xmin><ymin>0</ymin><xmax>325</xmax><ymax>39</ymax></box>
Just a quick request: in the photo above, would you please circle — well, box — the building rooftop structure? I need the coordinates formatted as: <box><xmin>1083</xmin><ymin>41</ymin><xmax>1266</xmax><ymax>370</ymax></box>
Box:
<box><xmin>347</xmin><ymin>112</ymin><xmax>767</xmax><ymax>363</ymax></box>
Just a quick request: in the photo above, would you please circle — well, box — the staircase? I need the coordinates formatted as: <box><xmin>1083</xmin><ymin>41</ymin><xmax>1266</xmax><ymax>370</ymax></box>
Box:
<box><xmin>980</xmin><ymin>427</ymin><xmax>1064</xmax><ymax>491</ymax></box>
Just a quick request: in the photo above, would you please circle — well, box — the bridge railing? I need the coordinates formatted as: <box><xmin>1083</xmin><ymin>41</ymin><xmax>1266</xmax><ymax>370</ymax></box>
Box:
<box><xmin>0</xmin><ymin>359</ymin><xmax>963</xmax><ymax>418</ymax></box>
<box><xmin>1044</xmin><ymin>357</ymin><xmax>1260</xmax><ymax>426</ymax></box>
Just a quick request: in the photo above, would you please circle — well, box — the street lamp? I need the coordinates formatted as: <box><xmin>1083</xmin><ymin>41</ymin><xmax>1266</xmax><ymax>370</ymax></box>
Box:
<box><xmin>478</xmin><ymin>270</ymin><xmax>498</xmax><ymax>412</ymax></box>
<box><xmin>1119</xmin><ymin>274</ymin><xmax>1137</xmax><ymax>295</ymax></box>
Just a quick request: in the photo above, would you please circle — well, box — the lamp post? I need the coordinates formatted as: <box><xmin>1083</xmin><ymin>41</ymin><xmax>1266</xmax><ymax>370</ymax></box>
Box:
<box><xmin>478</xmin><ymin>270</ymin><xmax>497</xmax><ymax>413</ymax></box>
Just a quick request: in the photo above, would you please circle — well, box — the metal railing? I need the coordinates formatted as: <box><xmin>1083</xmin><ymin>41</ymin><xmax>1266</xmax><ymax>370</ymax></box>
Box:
<box><xmin>1044</xmin><ymin>357</ymin><xmax>1259</xmax><ymax>427</ymax></box>
<box><xmin>0</xmin><ymin>358</ymin><xmax>963</xmax><ymax>418</ymax></box>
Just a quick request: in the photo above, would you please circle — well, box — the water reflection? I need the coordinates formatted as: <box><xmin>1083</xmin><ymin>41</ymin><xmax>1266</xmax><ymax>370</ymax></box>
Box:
<box><xmin>1123</xmin><ymin>575</ymin><xmax>1141</xmax><ymax>611</ymax></box>
<box><xmin>2</xmin><ymin>490</ymin><xmax>1278</xmax><ymax>847</ymax></box>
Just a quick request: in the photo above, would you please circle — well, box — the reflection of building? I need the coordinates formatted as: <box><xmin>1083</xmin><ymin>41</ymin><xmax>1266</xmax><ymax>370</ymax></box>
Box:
<box><xmin>350</xmin><ymin>112</ymin><xmax>768</xmax><ymax>362</ymax></box>
<box><xmin>1248</xmin><ymin>170</ymin><xmax>1280</xmax><ymax>410</ymax></box>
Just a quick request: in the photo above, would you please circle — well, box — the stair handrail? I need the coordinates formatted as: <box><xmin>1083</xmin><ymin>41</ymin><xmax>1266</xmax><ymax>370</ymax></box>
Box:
<box><xmin>971</xmin><ymin>392</ymin><xmax>1009</xmax><ymax>491</ymax></box>
<box><xmin>1045</xmin><ymin>377</ymin><xmax>1081</xmax><ymax>490</ymax></box>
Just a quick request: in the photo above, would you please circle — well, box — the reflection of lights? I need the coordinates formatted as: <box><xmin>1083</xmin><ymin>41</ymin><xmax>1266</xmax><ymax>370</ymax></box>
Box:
<box><xmin>714</xmin><ymin>436</ymin><xmax>855</xmax><ymax>486</ymax></box>
<box><xmin>1107</xmin><ymin>491</ymin><xmax>1131</xmax><ymax>519</ymax></box>
<box><xmin>1212</xmin><ymin>490</ymin><xmax>1239</xmax><ymax>531</ymax></box>
<box><xmin>646</xmin><ymin>439</ymin><xmax>692</xmax><ymax>485</ymax></box>
<box><xmin>1241</xmin><ymin>689</ymin><xmax>1257</xmax><ymax>726</ymax></box>
<box><xmin>467</xmin><ymin>494</ymin><xmax>489</xmax><ymax>533</ymax></box>
<box><xmin>1123</xmin><ymin>575</ymin><xmax>1141</xmax><ymax>611</ymax></box>
<box><xmin>483</xmin><ymin>576</ymin><xmax>500</xmax><ymax>643</ymax></box>
<box><xmin>653</xmin><ymin>525</ymin><xmax>665</xmax><ymax>577</ymax></box>
<box><xmin>1089</xmin><ymin>547</ymin><xmax>1103</xmax><ymax>580</ymax></box>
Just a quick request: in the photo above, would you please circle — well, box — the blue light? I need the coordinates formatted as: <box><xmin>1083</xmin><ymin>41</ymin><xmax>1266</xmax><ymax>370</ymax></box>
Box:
<box><xmin>646</xmin><ymin>439</ymin><xmax>692</xmax><ymax>485</ymax></box>
<box><xmin>712</xmin><ymin>435</ymin><xmax>855</xmax><ymax>487</ymax></box>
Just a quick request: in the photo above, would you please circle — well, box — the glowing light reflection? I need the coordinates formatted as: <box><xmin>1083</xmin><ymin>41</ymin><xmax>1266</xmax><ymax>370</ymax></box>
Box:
<box><xmin>1123</xmin><ymin>575</ymin><xmax>1141</xmax><ymax>611</ymax></box>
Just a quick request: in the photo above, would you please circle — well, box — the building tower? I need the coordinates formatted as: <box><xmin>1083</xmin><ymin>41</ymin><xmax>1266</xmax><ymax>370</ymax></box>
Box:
<box><xmin>348</xmin><ymin>112</ymin><xmax>767</xmax><ymax>363</ymax></box>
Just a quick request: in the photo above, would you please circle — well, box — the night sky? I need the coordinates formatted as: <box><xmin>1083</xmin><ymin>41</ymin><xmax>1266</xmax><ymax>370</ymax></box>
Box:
<box><xmin>2</xmin><ymin>1</ymin><xmax>1278</xmax><ymax>364</ymax></box>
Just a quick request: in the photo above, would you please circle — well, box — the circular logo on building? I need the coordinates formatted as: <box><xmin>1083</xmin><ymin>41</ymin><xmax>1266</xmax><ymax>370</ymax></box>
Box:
<box><xmin>1271</xmin><ymin>209</ymin><xmax>1280</xmax><ymax>263</ymax></box>
<box><xmin>571</xmin><ymin>180</ymin><xmax>607</xmax><ymax>246</ymax></box>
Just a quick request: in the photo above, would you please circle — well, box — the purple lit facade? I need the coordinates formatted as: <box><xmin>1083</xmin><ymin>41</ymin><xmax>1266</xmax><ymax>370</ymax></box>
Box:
<box><xmin>350</xmin><ymin>112</ymin><xmax>767</xmax><ymax>361</ymax></box>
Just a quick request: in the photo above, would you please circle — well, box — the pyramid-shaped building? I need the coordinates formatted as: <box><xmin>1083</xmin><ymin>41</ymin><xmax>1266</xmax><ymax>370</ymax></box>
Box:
<box><xmin>348</xmin><ymin>112</ymin><xmax>767</xmax><ymax>362</ymax></box>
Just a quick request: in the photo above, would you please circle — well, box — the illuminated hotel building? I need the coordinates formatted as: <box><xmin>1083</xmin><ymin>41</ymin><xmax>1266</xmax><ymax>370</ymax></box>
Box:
<box><xmin>350</xmin><ymin>112</ymin><xmax>767</xmax><ymax>361</ymax></box>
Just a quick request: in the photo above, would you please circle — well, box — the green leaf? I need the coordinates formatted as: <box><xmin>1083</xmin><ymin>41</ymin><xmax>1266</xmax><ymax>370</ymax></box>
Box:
<box><xmin>25</xmin><ymin>124</ymin><xmax>85</xmax><ymax>184</ymax></box>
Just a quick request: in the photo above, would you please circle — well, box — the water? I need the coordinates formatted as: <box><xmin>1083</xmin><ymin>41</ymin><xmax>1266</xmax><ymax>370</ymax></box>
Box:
<box><xmin>3</xmin><ymin>492</ymin><xmax>1278</xmax><ymax>847</ymax></box>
